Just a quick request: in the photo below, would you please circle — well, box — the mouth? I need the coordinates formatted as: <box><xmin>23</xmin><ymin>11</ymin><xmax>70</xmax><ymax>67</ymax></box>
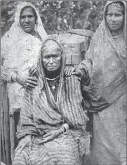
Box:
<box><xmin>109</xmin><ymin>24</ymin><xmax>119</xmax><ymax>29</ymax></box>
<box><xmin>110</xmin><ymin>24</ymin><xmax>118</xmax><ymax>26</ymax></box>
<box><xmin>48</xmin><ymin>66</ymin><xmax>56</xmax><ymax>69</ymax></box>
<box><xmin>48</xmin><ymin>66</ymin><xmax>55</xmax><ymax>68</ymax></box>
<box><xmin>24</xmin><ymin>25</ymin><xmax>31</xmax><ymax>28</ymax></box>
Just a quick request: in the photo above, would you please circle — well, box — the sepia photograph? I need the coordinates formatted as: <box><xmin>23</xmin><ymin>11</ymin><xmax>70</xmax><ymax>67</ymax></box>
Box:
<box><xmin>1</xmin><ymin>0</ymin><xmax>126</xmax><ymax>165</ymax></box>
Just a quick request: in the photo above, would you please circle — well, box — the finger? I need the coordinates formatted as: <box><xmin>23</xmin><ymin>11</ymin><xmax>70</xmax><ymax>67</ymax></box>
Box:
<box><xmin>14</xmin><ymin>145</ymin><xmax>21</xmax><ymax>153</ymax></box>
<box><xmin>25</xmin><ymin>86</ymin><xmax>33</xmax><ymax>90</ymax></box>
<box><xmin>65</xmin><ymin>71</ymin><xmax>71</xmax><ymax>76</ymax></box>
<box><xmin>28</xmin><ymin>77</ymin><xmax>38</xmax><ymax>82</ymax></box>
<box><xmin>26</xmin><ymin>80</ymin><xmax>38</xmax><ymax>86</ymax></box>
<box><xmin>72</xmin><ymin>71</ymin><xmax>79</xmax><ymax>76</ymax></box>
<box><xmin>41</xmin><ymin>137</ymin><xmax>51</xmax><ymax>143</ymax></box>
<box><xmin>27</xmin><ymin>84</ymin><xmax>37</xmax><ymax>89</ymax></box>
<box><xmin>29</xmin><ymin>66</ymin><xmax>36</xmax><ymax>73</ymax></box>
<box><xmin>68</xmin><ymin>71</ymin><xmax>73</xmax><ymax>76</ymax></box>
<box><xmin>29</xmin><ymin>67</ymin><xmax>35</xmax><ymax>74</ymax></box>
<box><xmin>15</xmin><ymin>144</ymin><xmax>25</xmax><ymax>155</ymax></box>
<box><xmin>25</xmin><ymin>83</ymin><xmax>37</xmax><ymax>89</ymax></box>
<box><xmin>43</xmin><ymin>132</ymin><xmax>51</xmax><ymax>138</ymax></box>
<box><xmin>30</xmin><ymin>69</ymin><xmax>37</xmax><ymax>76</ymax></box>
<box><xmin>18</xmin><ymin>147</ymin><xmax>24</xmax><ymax>154</ymax></box>
<box><xmin>67</xmin><ymin>71</ymin><xmax>71</xmax><ymax>76</ymax></box>
<box><xmin>65</xmin><ymin>68</ymin><xmax>75</xmax><ymax>76</ymax></box>
<box><xmin>19</xmin><ymin>141</ymin><xmax>29</xmax><ymax>154</ymax></box>
<box><xmin>64</xmin><ymin>71</ymin><xmax>67</xmax><ymax>76</ymax></box>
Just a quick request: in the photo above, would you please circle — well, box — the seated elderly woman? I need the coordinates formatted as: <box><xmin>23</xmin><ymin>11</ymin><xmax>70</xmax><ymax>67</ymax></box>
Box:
<box><xmin>13</xmin><ymin>38</ymin><xmax>90</xmax><ymax>165</ymax></box>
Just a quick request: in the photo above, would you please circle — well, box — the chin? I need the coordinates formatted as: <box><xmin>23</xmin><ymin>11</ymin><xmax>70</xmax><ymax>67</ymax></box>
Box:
<box><xmin>23</xmin><ymin>28</ymin><xmax>33</xmax><ymax>34</ymax></box>
<box><xmin>24</xmin><ymin>30</ymin><xmax>32</xmax><ymax>33</ymax></box>
<box><xmin>48</xmin><ymin>69</ymin><xmax>56</xmax><ymax>72</ymax></box>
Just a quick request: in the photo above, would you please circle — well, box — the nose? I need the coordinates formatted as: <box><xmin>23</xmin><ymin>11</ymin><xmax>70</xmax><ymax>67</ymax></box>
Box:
<box><xmin>110</xmin><ymin>15</ymin><xmax>117</xmax><ymax>22</ymax></box>
<box><xmin>24</xmin><ymin>17</ymin><xmax>29</xmax><ymax>23</ymax></box>
<box><xmin>49</xmin><ymin>57</ymin><xmax>53</xmax><ymax>64</ymax></box>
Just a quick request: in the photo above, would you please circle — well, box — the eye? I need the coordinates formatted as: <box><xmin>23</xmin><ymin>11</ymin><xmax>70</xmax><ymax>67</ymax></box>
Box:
<box><xmin>52</xmin><ymin>54</ymin><xmax>59</xmax><ymax>58</ymax></box>
<box><xmin>20</xmin><ymin>16</ymin><xmax>25</xmax><ymax>19</ymax></box>
<box><xmin>107</xmin><ymin>13</ymin><xmax>112</xmax><ymax>17</ymax></box>
<box><xmin>115</xmin><ymin>13</ymin><xmax>122</xmax><ymax>17</ymax></box>
<box><xmin>28</xmin><ymin>15</ymin><xmax>34</xmax><ymax>19</ymax></box>
<box><xmin>45</xmin><ymin>56</ymin><xmax>50</xmax><ymax>59</ymax></box>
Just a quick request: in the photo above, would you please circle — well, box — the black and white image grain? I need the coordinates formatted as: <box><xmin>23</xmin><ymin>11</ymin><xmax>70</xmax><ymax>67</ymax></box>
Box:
<box><xmin>1</xmin><ymin>0</ymin><xmax>126</xmax><ymax>165</ymax></box>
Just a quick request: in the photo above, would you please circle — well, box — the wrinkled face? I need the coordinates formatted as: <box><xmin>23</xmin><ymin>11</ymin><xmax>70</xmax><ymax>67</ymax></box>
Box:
<box><xmin>42</xmin><ymin>41</ymin><xmax>62</xmax><ymax>72</ymax></box>
<box><xmin>106</xmin><ymin>4</ymin><xmax>124</xmax><ymax>32</ymax></box>
<box><xmin>20</xmin><ymin>7</ymin><xmax>36</xmax><ymax>34</ymax></box>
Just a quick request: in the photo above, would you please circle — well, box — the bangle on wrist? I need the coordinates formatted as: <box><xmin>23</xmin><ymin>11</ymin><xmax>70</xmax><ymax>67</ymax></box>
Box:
<box><xmin>61</xmin><ymin>123</ymin><xmax>69</xmax><ymax>133</ymax></box>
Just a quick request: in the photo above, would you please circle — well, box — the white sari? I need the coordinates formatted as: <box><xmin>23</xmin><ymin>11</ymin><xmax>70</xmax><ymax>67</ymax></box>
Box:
<box><xmin>1</xmin><ymin>2</ymin><xmax>47</xmax><ymax>114</ymax></box>
<box><xmin>1</xmin><ymin>2</ymin><xmax>47</xmax><ymax>162</ymax></box>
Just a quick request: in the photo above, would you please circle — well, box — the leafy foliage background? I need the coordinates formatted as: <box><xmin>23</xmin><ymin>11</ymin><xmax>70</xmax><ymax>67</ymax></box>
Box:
<box><xmin>1</xmin><ymin>1</ymin><xmax>106</xmax><ymax>36</ymax></box>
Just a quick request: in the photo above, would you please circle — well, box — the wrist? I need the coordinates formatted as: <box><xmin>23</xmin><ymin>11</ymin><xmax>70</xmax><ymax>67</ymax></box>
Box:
<box><xmin>61</xmin><ymin>123</ymin><xmax>69</xmax><ymax>134</ymax></box>
<box><xmin>11</xmin><ymin>72</ymin><xmax>17</xmax><ymax>82</ymax></box>
<box><xmin>25</xmin><ymin>135</ymin><xmax>31</xmax><ymax>141</ymax></box>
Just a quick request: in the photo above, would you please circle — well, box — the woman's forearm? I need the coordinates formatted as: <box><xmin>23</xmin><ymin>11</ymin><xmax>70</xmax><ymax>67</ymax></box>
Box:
<box><xmin>1</xmin><ymin>65</ymin><xmax>17</xmax><ymax>82</ymax></box>
<box><xmin>16</xmin><ymin>125</ymin><xmax>38</xmax><ymax>140</ymax></box>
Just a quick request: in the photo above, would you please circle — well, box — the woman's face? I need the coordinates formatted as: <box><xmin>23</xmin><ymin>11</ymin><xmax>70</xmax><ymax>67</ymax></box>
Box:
<box><xmin>20</xmin><ymin>7</ymin><xmax>36</xmax><ymax>34</ymax></box>
<box><xmin>42</xmin><ymin>41</ymin><xmax>62</xmax><ymax>72</ymax></box>
<box><xmin>106</xmin><ymin>4</ymin><xmax>124</xmax><ymax>32</ymax></box>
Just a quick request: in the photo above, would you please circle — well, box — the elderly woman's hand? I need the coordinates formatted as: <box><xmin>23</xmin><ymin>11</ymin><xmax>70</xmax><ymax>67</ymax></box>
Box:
<box><xmin>64</xmin><ymin>66</ymin><xmax>75</xmax><ymax>76</ymax></box>
<box><xmin>29</xmin><ymin>65</ymin><xmax>37</xmax><ymax>76</ymax></box>
<box><xmin>16</xmin><ymin>71</ymin><xmax>38</xmax><ymax>89</ymax></box>
<box><xmin>41</xmin><ymin>124</ymin><xmax>69</xmax><ymax>144</ymax></box>
<box><xmin>41</xmin><ymin>130</ymin><xmax>62</xmax><ymax>143</ymax></box>
<box><xmin>14</xmin><ymin>135</ymin><xmax>32</xmax><ymax>155</ymax></box>
<box><xmin>65</xmin><ymin>66</ymin><xmax>82</xmax><ymax>77</ymax></box>
<box><xmin>41</xmin><ymin>128</ymin><xmax>63</xmax><ymax>144</ymax></box>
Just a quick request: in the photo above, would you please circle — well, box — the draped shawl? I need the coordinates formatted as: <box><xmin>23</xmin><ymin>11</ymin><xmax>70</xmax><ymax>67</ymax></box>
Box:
<box><xmin>1</xmin><ymin>3</ymin><xmax>47</xmax><ymax>162</ymax></box>
<box><xmin>78</xmin><ymin>1</ymin><xmax>126</xmax><ymax>164</ymax></box>
<box><xmin>1</xmin><ymin>2</ymin><xmax>48</xmax><ymax>114</ymax></box>
<box><xmin>79</xmin><ymin>0</ymin><xmax>126</xmax><ymax>106</ymax></box>
<box><xmin>16</xmin><ymin>39</ymin><xmax>90</xmax><ymax>159</ymax></box>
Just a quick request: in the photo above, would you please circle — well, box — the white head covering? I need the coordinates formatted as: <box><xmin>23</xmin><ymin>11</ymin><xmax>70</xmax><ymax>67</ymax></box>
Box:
<box><xmin>2</xmin><ymin>1</ymin><xmax>47</xmax><ymax>44</ymax></box>
<box><xmin>79</xmin><ymin>0</ymin><xmax>126</xmax><ymax>104</ymax></box>
<box><xmin>1</xmin><ymin>2</ymin><xmax>48</xmax><ymax>114</ymax></box>
<box><xmin>2</xmin><ymin>2</ymin><xmax>48</xmax><ymax>69</ymax></box>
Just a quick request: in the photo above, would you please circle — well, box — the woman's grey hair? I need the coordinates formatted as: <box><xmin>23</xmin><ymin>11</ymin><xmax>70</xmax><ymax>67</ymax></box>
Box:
<box><xmin>41</xmin><ymin>39</ymin><xmax>63</xmax><ymax>54</ymax></box>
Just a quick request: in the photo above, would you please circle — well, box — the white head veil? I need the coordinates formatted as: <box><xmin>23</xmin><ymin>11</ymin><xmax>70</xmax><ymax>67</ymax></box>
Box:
<box><xmin>2</xmin><ymin>1</ymin><xmax>47</xmax><ymax>44</ymax></box>
<box><xmin>1</xmin><ymin>2</ymin><xmax>48</xmax><ymax>114</ymax></box>
<box><xmin>78</xmin><ymin>0</ymin><xmax>126</xmax><ymax>105</ymax></box>
<box><xmin>2</xmin><ymin>2</ymin><xmax>48</xmax><ymax>70</ymax></box>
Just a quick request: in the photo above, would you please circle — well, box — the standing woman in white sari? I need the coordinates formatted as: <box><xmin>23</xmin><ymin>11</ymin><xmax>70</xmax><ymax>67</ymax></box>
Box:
<box><xmin>66</xmin><ymin>1</ymin><xmax>126</xmax><ymax>165</ymax></box>
<box><xmin>1</xmin><ymin>2</ymin><xmax>47</xmax><ymax>164</ymax></box>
